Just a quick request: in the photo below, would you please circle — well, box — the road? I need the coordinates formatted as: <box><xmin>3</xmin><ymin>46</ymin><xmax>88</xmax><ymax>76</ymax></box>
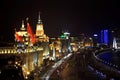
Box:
<box><xmin>27</xmin><ymin>49</ymin><xmax>120</xmax><ymax>80</ymax></box>
<box><xmin>50</xmin><ymin>51</ymin><xmax>101</xmax><ymax>80</ymax></box>
<box><xmin>29</xmin><ymin>49</ymin><xmax>115</xmax><ymax>80</ymax></box>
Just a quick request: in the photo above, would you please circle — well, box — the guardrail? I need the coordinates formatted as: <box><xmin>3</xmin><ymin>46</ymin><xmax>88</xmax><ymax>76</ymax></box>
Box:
<box><xmin>89</xmin><ymin>49</ymin><xmax>120</xmax><ymax>79</ymax></box>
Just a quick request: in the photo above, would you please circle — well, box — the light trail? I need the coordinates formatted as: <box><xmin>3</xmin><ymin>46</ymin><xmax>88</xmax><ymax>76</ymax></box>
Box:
<box><xmin>41</xmin><ymin>53</ymin><xmax>72</xmax><ymax>80</ymax></box>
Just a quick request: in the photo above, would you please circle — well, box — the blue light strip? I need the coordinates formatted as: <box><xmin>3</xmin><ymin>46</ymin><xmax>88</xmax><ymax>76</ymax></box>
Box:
<box><xmin>101</xmin><ymin>30</ymin><xmax>103</xmax><ymax>43</ymax></box>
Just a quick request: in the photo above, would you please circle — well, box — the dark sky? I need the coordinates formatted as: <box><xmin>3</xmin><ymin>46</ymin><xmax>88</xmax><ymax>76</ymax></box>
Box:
<box><xmin>0</xmin><ymin>0</ymin><xmax>120</xmax><ymax>42</ymax></box>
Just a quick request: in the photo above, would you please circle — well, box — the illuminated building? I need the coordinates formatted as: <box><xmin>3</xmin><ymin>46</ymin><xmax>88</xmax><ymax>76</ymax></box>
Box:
<box><xmin>70</xmin><ymin>37</ymin><xmax>80</xmax><ymax>51</ymax></box>
<box><xmin>0</xmin><ymin>12</ymin><xmax>52</xmax><ymax>79</ymax></box>
<box><xmin>84</xmin><ymin>37</ymin><xmax>93</xmax><ymax>47</ymax></box>
<box><xmin>35</xmin><ymin>12</ymin><xmax>49</xmax><ymax>61</ymax></box>
<box><xmin>15</xmin><ymin>12</ymin><xmax>49</xmax><ymax>45</ymax></box>
<box><xmin>111</xmin><ymin>28</ymin><xmax>120</xmax><ymax>49</ymax></box>
<box><xmin>113</xmin><ymin>37</ymin><xmax>117</xmax><ymax>49</ymax></box>
<box><xmin>100</xmin><ymin>29</ymin><xmax>109</xmax><ymax>45</ymax></box>
<box><xmin>60</xmin><ymin>31</ymin><xmax>71</xmax><ymax>53</ymax></box>
<box><xmin>13</xmin><ymin>12</ymin><xmax>50</xmax><ymax>77</ymax></box>
<box><xmin>93</xmin><ymin>34</ymin><xmax>98</xmax><ymax>47</ymax></box>
<box><xmin>15</xmin><ymin>20</ymin><xmax>30</xmax><ymax>50</ymax></box>
<box><xmin>113</xmin><ymin>37</ymin><xmax>120</xmax><ymax>49</ymax></box>
<box><xmin>35</xmin><ymin>12</ymin><xmax>49</xmax><ymax>42</ymax></box>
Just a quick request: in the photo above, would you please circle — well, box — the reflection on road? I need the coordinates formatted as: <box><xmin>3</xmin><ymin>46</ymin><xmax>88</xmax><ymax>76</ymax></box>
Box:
<box><xmin>41</xmin><ymin>53</ymin><xmax>72</xmax><ymax>80</ymax></box>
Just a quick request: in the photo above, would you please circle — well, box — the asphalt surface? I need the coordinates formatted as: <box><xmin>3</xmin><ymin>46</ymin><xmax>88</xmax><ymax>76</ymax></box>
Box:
<box><xmin>50</xmin><ymin>52</ymin><xmax>101</xmax><ymax>80</ymax></box>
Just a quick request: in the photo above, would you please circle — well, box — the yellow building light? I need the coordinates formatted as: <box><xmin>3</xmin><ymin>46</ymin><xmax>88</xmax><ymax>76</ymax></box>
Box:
<box><xmin>27</xmin><ymin>71</ymin><xmax>30</xmax><ymax>75</ymax></box>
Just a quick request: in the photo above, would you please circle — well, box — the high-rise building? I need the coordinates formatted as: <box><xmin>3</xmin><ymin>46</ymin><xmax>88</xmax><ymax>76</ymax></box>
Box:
<box><xmin>35</xmin><ymin>12</ymin><xmax>49</xmax><ymax>42</ymax></box>
<box><xmin>100</xmin><ymin>29</ymin><xmax>109</xmax><ymax>45</ymax></box>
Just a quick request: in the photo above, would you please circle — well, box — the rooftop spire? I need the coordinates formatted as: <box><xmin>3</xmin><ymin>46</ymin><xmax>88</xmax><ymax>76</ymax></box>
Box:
<box><xmin>38</xmin><ymin>11</ymin><xmax>42</xmax><ymax>24</ymax></box>
<box><xmin>26</xmin><ymin>17</ymin><xmax>29</xmax><ymax>23</ymax></box>
<box><xmin>20</xmin><ymin>20</ymin><xmax>25</xmax><ymax>30</ymax></box>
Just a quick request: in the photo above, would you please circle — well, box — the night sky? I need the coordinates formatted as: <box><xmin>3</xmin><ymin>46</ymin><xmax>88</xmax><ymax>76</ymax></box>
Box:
<box><xmin>0</xmin><ymin>0</ymin><xmax>120</xmax><ymax>42</ymax></box>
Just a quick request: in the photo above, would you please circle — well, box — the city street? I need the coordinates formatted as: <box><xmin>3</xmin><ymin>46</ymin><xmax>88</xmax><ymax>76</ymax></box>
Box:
<box><xmin>50</xmin><ymin>51</ymin><xmax>100</xmax><ymax>80</ymax></box>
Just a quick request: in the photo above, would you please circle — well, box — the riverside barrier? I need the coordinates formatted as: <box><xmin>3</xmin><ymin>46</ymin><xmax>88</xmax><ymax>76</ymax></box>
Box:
<box><xmin>88</xmin><ymin>49</ymin><xmax>120</xmax><ymax>80</ymax></box>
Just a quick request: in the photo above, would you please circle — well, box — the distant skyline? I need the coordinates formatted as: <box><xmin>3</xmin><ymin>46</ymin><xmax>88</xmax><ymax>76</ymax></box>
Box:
<box><xmin>0</xmin><ymin>0</ymin><xmax>120</xmax><ymax>42</ymax></box>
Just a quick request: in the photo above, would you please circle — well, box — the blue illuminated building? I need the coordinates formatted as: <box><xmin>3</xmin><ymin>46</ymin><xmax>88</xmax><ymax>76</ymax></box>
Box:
<box><xmin>100</xmin><ymin>29</ymin><xmax>109</xmax><ymax>45</ymax></box>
